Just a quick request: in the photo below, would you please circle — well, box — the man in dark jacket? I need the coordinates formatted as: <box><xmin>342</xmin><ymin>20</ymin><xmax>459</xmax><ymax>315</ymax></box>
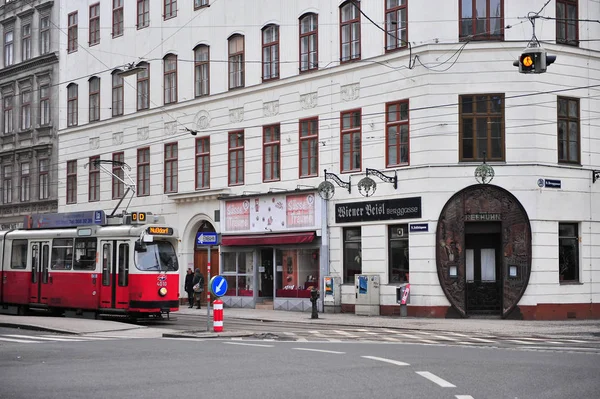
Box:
<box><xmin>184</xmin><ymin>268</ymin><xmax>194</xmax><ymax>308</ymax></box>
<box><xmin>192</xmin><ymin>269</ymin><xmax>205</xmax><ymax>309</ymax></box>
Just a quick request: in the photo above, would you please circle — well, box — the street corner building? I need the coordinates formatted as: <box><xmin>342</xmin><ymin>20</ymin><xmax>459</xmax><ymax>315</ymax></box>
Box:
<box><xmin>53</xmin><ymin>0</ymin><xmax>599</xmax><ymax>320</ymax></box>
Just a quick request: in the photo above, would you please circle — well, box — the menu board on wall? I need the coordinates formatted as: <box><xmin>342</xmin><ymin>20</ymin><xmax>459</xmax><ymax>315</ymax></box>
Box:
<box><xmin>221</xmin><ymin>192</ymin><xmax>321</xmax><ymax>234</ymax></box>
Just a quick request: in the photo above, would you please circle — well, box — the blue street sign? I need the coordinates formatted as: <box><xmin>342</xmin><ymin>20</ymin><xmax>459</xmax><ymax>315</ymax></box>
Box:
<box><xmin>196</xmin><ymin>232</ymin><xmax>219</xmax><ymax>246</ymax></box>
<box><xmin>210</xmin><ymin>275</ymin><xmax>228</xmax><ymax>297</ymax></box>
<box><xmin>409</xmin><ymin>223</ymin><xmax>429</xmax><ymax>233</ymax></box>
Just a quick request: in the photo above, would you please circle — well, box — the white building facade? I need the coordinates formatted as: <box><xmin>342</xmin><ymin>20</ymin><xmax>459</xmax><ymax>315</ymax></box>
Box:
<box><xmin>56</xmin><ymin>0</ymin><xmax>600</xmax><ymax>319</ymax></box>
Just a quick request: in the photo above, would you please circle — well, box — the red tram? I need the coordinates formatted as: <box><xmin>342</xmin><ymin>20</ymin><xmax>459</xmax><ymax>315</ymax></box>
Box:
<box><xmin>0</xmin><ymin>210</ymin><xmax>180</xmax><ymax>319</ymax></box>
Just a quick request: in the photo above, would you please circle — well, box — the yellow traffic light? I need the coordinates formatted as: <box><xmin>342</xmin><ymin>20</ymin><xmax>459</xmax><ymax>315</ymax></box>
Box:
<box><xmin>522</xmin><ymin>55</ymin><xmax>533</xmax><ymax>67</ymax></box>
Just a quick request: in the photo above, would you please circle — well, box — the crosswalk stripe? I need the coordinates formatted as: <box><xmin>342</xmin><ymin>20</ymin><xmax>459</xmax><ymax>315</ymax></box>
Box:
<box><xmin>508</xmin><ymin>339</ymin><xmax>537</xmax><ymax>345</ymax></box>
<box><xmin>0</xmin><ymin>337</ymin><xmax>42</xmax><ymax>343</ymax></box>
<box><xmin>433</xmin><ymin>335</ymin><xmax>459</xmax><ymax>341</ymax></box>
<box><xmin>468</xmin><ymin>337</ymin><xmax>496</xmax><ymax>343</ymax></box>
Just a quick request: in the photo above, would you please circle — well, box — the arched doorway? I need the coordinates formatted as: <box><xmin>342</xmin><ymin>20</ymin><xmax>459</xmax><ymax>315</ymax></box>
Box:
<box><xmin>194</xmin><ymin>220</ymin><xmax>220</xmax><ymax>304</ymax></box>
<box><xmin>435</xmin><ymin>184</ymin><xmax>532</xmax><ymax>318</ymax></box>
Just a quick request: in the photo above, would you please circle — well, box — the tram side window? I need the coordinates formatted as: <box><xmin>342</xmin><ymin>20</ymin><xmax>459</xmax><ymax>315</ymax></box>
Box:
<box><xmin>51</xmin><ymin>238</ymin><xmax>74</xmax><ymax>270</ymax></box>
<box><xmin>118</xmin><ymin>243</ymin><xmax>129</xmax><ymax>287</ymax></box>
<box><xmin>102</xmin><ymin>243</ymin><xmax>111</xmax><ymax>286</ymax></box>
<box><xmin>10</xmin><ymin>239</ymin><xmax>28</xmax><ymax>269</ymax></box>
<box><xmin>74</xmin><ymin>238</ymin><xmax>97</xmax><ymax>270</ymax></box>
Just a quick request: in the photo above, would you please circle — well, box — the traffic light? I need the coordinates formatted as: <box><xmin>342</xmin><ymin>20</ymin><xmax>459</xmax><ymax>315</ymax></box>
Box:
<box><xmin>513</xmin><ymin>47</ymin><xmax>556</xmax><ymax>74</ymax></box>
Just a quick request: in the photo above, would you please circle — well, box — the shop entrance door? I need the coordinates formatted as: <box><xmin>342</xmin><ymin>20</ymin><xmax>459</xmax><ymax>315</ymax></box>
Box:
<box><xmin>465</xmin><ymin>223</ymin><xmax>502</xmax><ymax>316</ymax></box>
<box><xmin>259</xmin><ymin>249</ymin><xmax>273</xmax><ymax>298</ymax></box>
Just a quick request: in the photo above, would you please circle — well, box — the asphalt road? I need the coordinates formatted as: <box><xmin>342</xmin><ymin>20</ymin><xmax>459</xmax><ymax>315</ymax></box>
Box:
<box><xmin>1</xmin><ymin>326</ymin><xmax>599</xmax><ymax>399</ymax></box>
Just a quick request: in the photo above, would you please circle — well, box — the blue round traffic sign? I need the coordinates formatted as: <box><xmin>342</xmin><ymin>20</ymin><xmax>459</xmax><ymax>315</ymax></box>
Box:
<box><xmin>210</xmin><ymin>275</ymin><xmax>228</xmax><ymax>297</ymax></box>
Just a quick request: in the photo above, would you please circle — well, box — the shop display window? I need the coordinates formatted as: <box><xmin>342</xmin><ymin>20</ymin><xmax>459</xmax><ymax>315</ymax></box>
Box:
<box><xmin>275</xmin><ymin>248</ymin><xmax>319</xmax><ymax>298</ymax></box>
<box><xmin>222</xmin><ymin>251</ymin><xmax>254</xmax><ymax>296</ymax></box>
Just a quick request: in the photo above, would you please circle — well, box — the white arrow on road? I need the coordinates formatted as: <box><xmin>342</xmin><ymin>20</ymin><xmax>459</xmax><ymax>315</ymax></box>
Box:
<box><xmin>216</xmin><ymin>279</ymin><xmax>225</xmax><ymax>293</ymax></box>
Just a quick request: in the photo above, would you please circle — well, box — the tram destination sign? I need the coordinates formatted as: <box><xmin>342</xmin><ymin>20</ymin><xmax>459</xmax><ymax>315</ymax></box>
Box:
<box><xmin>335</xmin><ymin>197</ymin><xmax>422</xmax><ymax>223</ymax></box>
<box><xmin>24</xmin><ymin>210</ymin><xmax>106</xmax><ymax>229</ymax></box>
<box><xmin>148</xmin><ymin>227</ymin><xmax>173</xmax><ymax>235</ymax></box>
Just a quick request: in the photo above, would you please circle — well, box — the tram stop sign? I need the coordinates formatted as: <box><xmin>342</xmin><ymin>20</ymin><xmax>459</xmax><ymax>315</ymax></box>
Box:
<box><xmin>210</xmin><ymin>275</ymin><xmax>228</xmax><ymax>297</ymax></box>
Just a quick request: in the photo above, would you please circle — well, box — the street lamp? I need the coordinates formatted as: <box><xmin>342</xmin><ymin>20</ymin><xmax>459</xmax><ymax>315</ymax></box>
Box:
<box><xmin>357</xmin><ymin>168</ymin><xmax>398</xmax><ymax>197</ymax></box>
<box><xmin>474</xmin><ymin>152</ymin><xmax>495</xmax><ymax>184</ymax></box>
<box><xmin>317</xmin><ymin>169</ymin><xmax>351</xmax><ymax>200</ymax></box>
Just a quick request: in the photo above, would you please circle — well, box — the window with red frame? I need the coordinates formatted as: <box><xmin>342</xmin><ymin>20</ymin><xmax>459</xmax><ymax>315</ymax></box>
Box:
<box><xmin>38</xmin><ymin>158</ymin><xmax>49</xmax><ymax>200</ymax></box>
<box><xmin>299</xmin><ymin>13</ymin><xmax>318</xmax><ymax>72</ymax></box>
<box><xmin>112</xmin><ymin>152</ymin><xmax>124</xmax><ymax>199</ymax></box>
<box><xmin>89</xmin><ymin>4</ymin><xmax>100</xmax><ymax>46</ymax></box>
<box><xmin>299</xmin><ymin>118</ymin><xmax>318</xmax><ymax>177</ymax></box>
<box><xmin>67</xmin><ymin>12</ymin><xmax>78</xmax><ymax>53</ymax></box>
<box><xmin>164</xmin><ymin>54</ymin><xmax>177</xmax><ymax>104</ymax></box>
<box><xmin>386</xmin><ymin>101</ymin><xmax>409</xmax><ymax>167</ymax></box>
<box><xmin>66</xmin><ymin>160</ymin><xmax>77</xmax><ymax>204</ymax></box>
<box><xmin>88</xmin><ymin>77</ymin><xmax>100</xmax><ymax>122</ymax></box>
<box><xmin>341</xmin><ymin>110</ymin><xmax>361</xmax><ymax>172</ymax></box>
<box><xmin>194</xmin><ymin>0</ymin><xmax>208</xmax><ymax>9</ymax></box>
<box><xmin>67</xmin><ymin>83</ymin><xmax>78</xmax><ymax>127</ymax></box>
<box><xmin>262</xmin><ymin>25</ymin><xmax>279</xmax><ymax>81</ymax></box>
<box><xmin>459</xmin><ymin>0</ymin><xmax>503</xmax><ymax>40</ymax></box>
<box><xmin>194</xmin><ymin>45</ymin><xmax>209</xmax><ymax>97</ymax></box>
<box><xmin>164</xmin><ymin>0</ymin><xmax>177</xmax><ymax>19</ymax></box>
<box><xmin>20</xmin><ymin>162</ymin><xmax>30</xmax><ymax>202</ymax></box>
<box><xmin>195</xmin><ymin>137</ymin><xmax>210</xmax><ymax>189</ymax></box>
<box><xmin>263</xmin><ymin>125</ymin><xmax>280</xmax><ymax>182</ymax></box>
<box><xmin>228</xmin><ymin>35</ymin><xmax>244</xmax><ymax>89</ymax></box>
<box><xmin>340</xmin><ymin>1</ymin><xmax>360</xmax><ymax>62</ymax></box>
<box><xmin>557</xmin><ymin>97</ymin><xmax>580</xmax><ymax>164</ymax></box>
<box><xmin>556</xmin><ymin>0</ymin><xmax>578</xmax><ymax>46</ymax></box>
<box><xmin>137</xmin><ymin>148</ymin><xmax>150</xmax><ymax>196</ymax></box>
<box><xmin>228</xmin><ymin>131</ymin><xmax>244</xmax><ymax>185</ymax></box>
<box><xmin>164</xmin><ymin>142</ymin><xmax>178</xmax><ymax>193</ymax></box>
<box><xmin>88</xmin><ymin>156</ymin><xmax>100</xmax><ymax>202</ymax></box>
<box><xmin>112</xmin><ymin>71</ymin><xmax>124</xmax><ymax>116</ymax></box>
<box><xmin>137</xmin><ymin>0</ymin><xmax>149</xmax><ymax>29</ymax></box>
<box><xmin>137</xmin><ymin>63</ymin><xmax>149</xmax><ymax>110</ymax></box>
<box><xmin>385</xmin><ymin>0</ymin><xmax>407</xmax><ymax>51</ymax></box>
<box><xmin>112</xmin><ymin>0</ymin><xmax>124</xmax><ymax>37</ymax></box>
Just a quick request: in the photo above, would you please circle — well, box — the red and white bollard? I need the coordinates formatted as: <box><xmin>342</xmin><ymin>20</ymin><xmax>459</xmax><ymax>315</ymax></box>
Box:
<box><xmin>213</xmin><ymin>299</ymin><xmax>223</xmax><ymax>332</ymax></box>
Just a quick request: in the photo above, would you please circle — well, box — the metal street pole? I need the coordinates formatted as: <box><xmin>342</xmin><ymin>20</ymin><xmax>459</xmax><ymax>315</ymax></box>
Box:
<box><xmin>207</xmin><ymin>245</ymin><xmax>211</xmax><ymax>331</ymax></box>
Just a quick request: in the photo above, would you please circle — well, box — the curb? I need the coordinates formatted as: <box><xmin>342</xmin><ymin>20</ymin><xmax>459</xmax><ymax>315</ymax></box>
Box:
<box><xmin>162</xmin><ymin>331</ymin><xmax>255</xmax><ymax>339</ymax></box>
<box><xmin>0</xmin><ymin>322</ymin><xmax>78</xmax><ymax>335</ymax></box>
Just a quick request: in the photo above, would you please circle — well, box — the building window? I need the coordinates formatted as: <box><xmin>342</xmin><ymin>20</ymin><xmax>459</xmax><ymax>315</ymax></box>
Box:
<box><xmin>459</xmin><ymin>0</ymin><xmax>503</xmax><ymax>41</ymax></box>
<box><xmin>459</xmin><ymin>94</ymin><xmax>504</xmax><ymax>162</ymax></box>
<box><xmin>89</xmin><ymin>4</ymin><xmax>100</xmax><ymax>46</ymax></box>
<box><xmin>195</xmin><ymin>0</ymin><xmax>208</xmax><ymax>9</ymax></box>
<box><xmin>340</xmin><ymin>1</ymin><xmax>360</xmax><ymax>63</ymax></box>
<box><xmin>386</xmin><ymin>100</ymin><xmax>409</xmax><ymax>167</ymax></box>
<box><xmin>557</xmin><ymin>97</ymin><xmax>580</xmax><ymax>164</ymax></box>
<box><xmin>67</xmin><ymin>84</ymin><xmax>78</xmax><ymax>126</ymax></box>
<box><xmin>389</xmin><ymin>224</ymin><xmax>409</xmax><ymax>283</ymax></box>
<box><xmin>3</xmin><ymin>165</ymin><xmax>12</xmax><ymax>204</ymax></box>
<box><xmin>556</xmin><ymin>0</ymin><xmax>578</xmax><ymax>46</ymax></box>
<box><xmin>228</xmin><ymin>35</ymin><xmax>244</xmax><ymax>89</ymax></box>
<box><xmin>137</xmin><ymin>147</ymin><xmax>150</xmax><ymax>196</ymax></box>
<box><xmin>112</xmin><ymin>0</ymin><xmax>124</xmax><ymax>37</ymax></box>
<box><xmin>66</xmin><ymin>160</ymin><xmax>77</xmax><ymax>204</ymax></box>
<box><xmin>3</xmin><ymin>95</ymin><xmax>13</xmax><ymax>134</ymax></box>
<box><xmin>137</xmin><ymin>63</ymin><xmax>149</xmax><ymax>110</ymax></box>
<box><xmin>299</xmin><ymin>13</ymin><xmax>318</xmax><ymax>72</ymax></box>
<box><xmin>263</xmin><ymin>124</ymin><xmax>280</xmax><ymax>182</ymax></box>
<box><xmin>39</xmin><ymin>158</ymin><xmax>49</xmax><ymax>200</ymax></box>
<box><xmin>112</xmin><ymin>152</ymin><xmax>124</xmax><ymax>199</ymax></box>
<box><xmin>164</xmin><ymin>142</ymin><xmax>178</xmax><ymax>193</ymax></box>
<box><xmin>88</xmin><ymin>77</ymin><xmax>100</xmax><ymax>122</ymax></box>
<box><xmin>88</xmin><ymin>156</ymin><xmax>100</xmax><ymax>202</ymax></box>
<box><xmin>299</xmin><ymin>117</ymin><xmax>318</xmax><ymax>178</ymax></box>
<box><xmin>20</xmin><ymin>162</ymin><xmax>30</xmax><ymax>202</ymax></box>
<box><xmin>164</xmin><ymin>54</ymin><xmax>177</xmax><ymax>104</ymax></box>
<box><xmin>39</xmin><ymin>85</ymin><xmax>50</xmax><ymax>126</ymax></box>
<box><xmin>194</xmin><ymin>45</ymin><xmax>209</xmax><ymax>97</ymax></box>
<box><xmin>112</xmin><ymin>71</ymin><xmax>124</xmax><ymax>116</ymax></box>
<box><xmin>262</xmin><ymin>25</ymin><xmax>279</xmax><ymax>81</ymax></box>
<box><xmin>559</xmin><ymin>223</ymin><xmax>579</xmax><ymax>282</ymax></box>
<box><xmin>340</xmin><ymin>109</ymin><xmax>361</xmax><ymax>172</ymax></box>
<box><xmin>228</xmin><ymin>131</ymin><xmax>244</xmax><ymax>186</ymax></box>
<box><xmin>195</xmin><ymin>137</ymin><xmax>210</xmax><ymax>189</ymax></box>
<box><xmin>221</xmin><ymin>252</ymin><xmax>254</xmax><ymax>297</ymax></box>
<box><xmin>164</xmin><ymin>0</ymin><xmax>177</xmax><ymax>19</ymax></box>
<box><xmin>20</xmin><ymin>90</ymin><xmax>31</xmax><ymax>130</ymax></box>
<box><xmin>4</xmin><ymin>30</ymin><xmax>13</xmax><ymax>66</ymax></box>
<box><xmin>40</xmin><ymin>16</ymin><xmax>50</xmax><ymax>54</ymax></box>
<box><xmin>343</xmin><ymin>227</ymin><xmax>361</xmax><ymax>284</ymax></box>
<box><xmin>385</xmin><ymin>0</ymin><xmax>407</xmax><ymax>51</ymax></box>
<box><xmin>21</xmin><ymin>23</ymin><xmax>31</xmax><ymax>61</ymax></box>
<box><xmin>137</xmin><ymin>0</ymin><xmax>149</xmax><ymax>29</ymax></box>
<box><xmin>68</xmin><ymin>12</ymin><xmax>78</xmax><ymax>53</ymax></box>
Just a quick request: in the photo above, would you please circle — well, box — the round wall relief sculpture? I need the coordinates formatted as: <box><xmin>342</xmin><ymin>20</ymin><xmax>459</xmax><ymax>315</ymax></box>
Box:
<box><xmin>435</xmin><ymin>184</ymin><xmax>532</xmax><ymax>319</ymax></box>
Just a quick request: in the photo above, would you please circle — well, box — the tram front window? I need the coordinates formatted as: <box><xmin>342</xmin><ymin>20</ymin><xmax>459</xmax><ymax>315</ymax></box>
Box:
<box><xmin>134</xmin><ymin>241</ymin><xmax>179</xmax><ymax>272</ymax></box>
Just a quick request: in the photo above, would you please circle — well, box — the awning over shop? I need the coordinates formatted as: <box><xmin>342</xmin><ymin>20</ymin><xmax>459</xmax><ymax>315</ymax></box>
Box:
<box><xmin>221</xmin><ymin>232</ymin><xmax>316</xmax><ymax>246</ymax></box>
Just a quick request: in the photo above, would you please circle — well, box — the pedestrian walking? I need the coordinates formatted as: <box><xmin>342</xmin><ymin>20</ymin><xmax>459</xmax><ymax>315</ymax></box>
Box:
<box><xmin>192</xmin><ymin>268</ymin><xmax>205</xmax><ymax>309</ymax></box>
<box><xmin>184</xmin><ymin>268</ymin><xmax>194</xmax><ymax>308</ymax></box>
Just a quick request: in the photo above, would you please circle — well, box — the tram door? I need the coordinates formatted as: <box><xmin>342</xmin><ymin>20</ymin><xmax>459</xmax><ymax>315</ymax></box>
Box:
<box><xmin>29</xmin><ymin>241</ymin><xmax>50</xmax><ymax>304</ymax></box>
<box><xmin>99</xmin><ymin>241</ymin><xmax>130</xmax><ymax>309</ymax></box>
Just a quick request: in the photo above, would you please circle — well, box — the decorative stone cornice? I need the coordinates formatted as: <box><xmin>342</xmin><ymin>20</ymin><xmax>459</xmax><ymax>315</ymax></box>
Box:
<box><xmin>167</xmin><ymin>188</ymin><xmax>231</xmax><ymax>203</ymax></box>
<box><xmin>0</xmin><ymin>52</ymin><xmax>58</xmax><ymax>80</ymax></box>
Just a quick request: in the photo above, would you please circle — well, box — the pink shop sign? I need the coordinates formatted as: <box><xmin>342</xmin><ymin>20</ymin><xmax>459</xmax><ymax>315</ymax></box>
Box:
<box><xmin>286</xmin><ymin>194</ymin><xmax>315</xmax><ymax>229</ymax></box>
<box><xmin>225</xmin><ymin>199</ymin><xmax>250</xmax><ymax>231</ymax></box>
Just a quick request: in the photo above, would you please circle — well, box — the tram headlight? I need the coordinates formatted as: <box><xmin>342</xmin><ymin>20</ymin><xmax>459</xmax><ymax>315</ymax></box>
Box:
<box><xmin>158</xmin><ymin>287</ymin><xmax>168</xmax><ymax>297</ymax></box>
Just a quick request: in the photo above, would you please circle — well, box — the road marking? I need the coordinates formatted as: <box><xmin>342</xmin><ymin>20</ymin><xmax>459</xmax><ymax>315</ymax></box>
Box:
<box><xmin>508</xmin><ymin>340</ymin><xmax>537</xmax><ymax>345</ymax></box>
<box><xmin>366</xmin><ymin>332</ymin><xmax>380</xmax><ymax>335</ymax></box>
<box><xmin>564</xmin><ymin>339</ymin><xmax>589</xmax><ymax>343</ymax></box>
<box><xmin>468</xmin><ymin>337</ymin><xmax>496</xmax><ymax>343</ymax></box>
<box><xmin>223</xmin><ymin>342</ymin><xmax>274</xmax><ymax>348</ymax></box>
<box><xmin>456</xmin><ymin>395</ymin><xmax>475</xmax><ymax>399</ymax></box>
<box><xmin>4</xmin><ymin>334</ymin><xmax>87</xmax><ymax>342</ymax></box>
<box><xmin>382</xmin><ymin>337</ymin><xmax>400</xmax><ymax>341</ymax></box>
<box><xmin>282</xmin><ymin>332</ymin><xmax>296</xmax><ymax>336</ymax></box>
<box><xmin>0</xmin><ymin>337</ymin><xmax>42</xmax><ymax>343</ymax></box>
<box><xmin>433</xmin><ymin>335</ymin><xmax>459</xmax><ymax>341</ymax></box>
<box><xmin>296</xmin><ymin>337</ymin><xmax>308</xmax><ymax>342</ymax></box>
<box><xmin>361</xmin><ymin>356</ymin><xmax>410</xmax><ymax>366</ymax></box>
<box><xmin>416</xmin><ymin>371</ymin><xmax>456</xmax><ymax>388</ymax></box>
<box><xmin>333</xmin><ymin>330</ymin><xmax>355</xmax><ymax>336</ymax></box>
<box><xmin>292</xmin><ymin>348</ymin><xmax>345</xmax><ymax>354</ymax></box>
<box><xmin>162</xmin><ymin>337</ymin><xmax>207</xmax><ymax>342</ymax></box>
<box><xmin>447</xmin><ymin>332</ymin><xmax>470</xmax><ymax>337</ymax></box>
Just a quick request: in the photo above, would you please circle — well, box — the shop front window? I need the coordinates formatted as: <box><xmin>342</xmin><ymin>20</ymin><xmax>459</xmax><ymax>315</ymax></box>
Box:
<box><xmin>222</xmin><ymin>251</ymin><xmax>254</xmax><ymax>296</ymax></box>
<box><xmin>389</xmin><ymin>224</ymin><xmax>409</xmax><ymax>283</ymax></box>
<box><xmin>343</xmin><ymin>227</ymin><xmax>361</xmax><ymax>284</ymax></box>
<box><xmin>275</xmin><ymin>249</ymin><xmax>320</xmax><ymax>299</ymax></box>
